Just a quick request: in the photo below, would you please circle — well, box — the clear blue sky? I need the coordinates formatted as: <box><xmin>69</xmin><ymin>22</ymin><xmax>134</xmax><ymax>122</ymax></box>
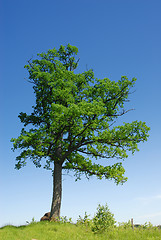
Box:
<box><xmin>1</xmin><ymin>0</ymin><xmax>161</xmax><ymax>227</ymax></box>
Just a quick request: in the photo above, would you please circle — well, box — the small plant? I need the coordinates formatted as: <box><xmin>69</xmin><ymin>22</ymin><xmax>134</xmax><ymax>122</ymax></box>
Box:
<box><xmin>142</xmin><ymin>222</ymin><xmax>154</xmax><ymax>229</ymax></box>
<box><xmin>118</xmin><ymin>220</ymin><xmax>132</xmax><ymax>229</ymax></box>
<box><xmin>76</xmin><ymin>212</ymin><xmax>92</xmax><ymax>227</ymax></box>
<box><xmin>59</xmin><ymin>216</ymin><xmax>73</xmax><ymax>224</ymax></box>
<box><xmin>26</xmin><ymin>217</ymin><xmax>37</xmax><ymax>225</ymax></box>
<box><xmin>92</xmin><ymin>203</ymin><xmax>116</xmax><ymax>233</ymax></box>
<box><xmin>31</xmin><ymin>217</ymin><xmax>36</xmax><ymax>223</ymax></box>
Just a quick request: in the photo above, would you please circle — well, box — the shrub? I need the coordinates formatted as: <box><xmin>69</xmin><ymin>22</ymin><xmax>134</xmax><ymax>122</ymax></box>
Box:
<box><xmin>92</xmin><ymin>203</ymin><xmax>116</xmax><ymax>233</ymax></box>
<box><xmin>76</xmin><ymin>212</ymin><xmax>92</xmax><ymax>227</ymax></box>
<box><xmin>118</xmin><ymin>220</ymin><xmax>132</xmax><ymax>229</ymax></box>
<box><xmin>141</xmin><ymin>222</ymin><xmax>155</xmax><ymax>230</ymax></box>
<box><xmin>59</xmin><ymin>216</ymin><xmax>73</xmax><ymax>224</ymax></box>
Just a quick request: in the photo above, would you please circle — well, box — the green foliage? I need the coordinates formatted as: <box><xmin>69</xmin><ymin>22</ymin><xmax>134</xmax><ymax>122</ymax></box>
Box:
<box><xmin>76</xmin><ymin>204</ymin><xmax>116</xmax><ymax>233</ymax></box>
<box><xmin>141</xmin><ymin>222</ymin><xmax>156</xmax><ymax>230</ymax></box>
<box><xmin>1</xmin><ymin>221</ymin><xmax>161</xmax><ymax>240</ymax></box>
<box><xmin>59</xmin><ymin>216</ymin><xmax>73</xmax><ymax>224</ymax></box>
<box><xmin>76</xmin><ymin>212</ymin><xmax>92</xmax><ymax>227</ymax></box>
<box><xmin>118</xmin><ymin>220</ymin><xmax>133</xmax><ymax>229</ymax></box>
<box><xmin>11</xmin><ymin>44</ymin><xmax>150</xmax><ymax>184</ymax></box>
<box><xmin>26</xmin><ymin>217</ymin><xmax>37</xmax><ymax>225</ymax></box>
<box><xmin>91</xmin><ymin>204</ymin><xmax>116</xmax><ymax>233</ymax></box>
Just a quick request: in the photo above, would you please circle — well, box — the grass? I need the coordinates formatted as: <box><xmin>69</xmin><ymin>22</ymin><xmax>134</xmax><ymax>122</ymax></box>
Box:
<box><xmin>0</xmin><ymin>221</ymin><xmax>161</xmax><ymax>240</ymax></box>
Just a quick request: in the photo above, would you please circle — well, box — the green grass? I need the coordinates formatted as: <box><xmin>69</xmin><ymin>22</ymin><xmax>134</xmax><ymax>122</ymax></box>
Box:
<box><xmin>0</xmin><ymin>222</ymin><xmax>161</xmax><ymax>240</ymax></box>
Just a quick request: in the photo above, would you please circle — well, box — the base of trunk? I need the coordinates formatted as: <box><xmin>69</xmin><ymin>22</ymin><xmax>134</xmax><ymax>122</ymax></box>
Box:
<box><xmin>40</xmin><ymin>212</ymin><xmax>59</xmax><ymax>222</ymax></box>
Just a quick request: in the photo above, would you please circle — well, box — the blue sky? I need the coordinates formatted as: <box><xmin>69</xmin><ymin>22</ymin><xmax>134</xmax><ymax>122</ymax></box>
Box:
<box><xmin>1</xmin><ymin>0</ymin><xmax>161</xmax><ymax>227</ymax></box>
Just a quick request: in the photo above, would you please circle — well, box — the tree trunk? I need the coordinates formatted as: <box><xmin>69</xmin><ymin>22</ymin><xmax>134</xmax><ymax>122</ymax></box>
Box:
<box><xmin>50</xmin><ymin>162</ymin><xmax>62</xmax><ymax>220</ymax></box>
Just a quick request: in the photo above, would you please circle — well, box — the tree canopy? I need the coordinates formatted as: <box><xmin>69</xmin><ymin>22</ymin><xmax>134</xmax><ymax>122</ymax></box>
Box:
<box><xmin>11</xmin><ymin>44</ymin><xmax>150</xmax><ymax>218</ymax></box>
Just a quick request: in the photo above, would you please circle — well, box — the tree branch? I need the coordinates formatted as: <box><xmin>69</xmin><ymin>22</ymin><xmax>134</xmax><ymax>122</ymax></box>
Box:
<box><xmin>106</xmin><ymin>108</ymin><xmax>134</xmax><ymax>117</ymax></box>
<box><xmin>72</xmin><ymin>114</ymin><xmax>96</xmax><ymax>141</ymax></box>
<box><xmin>77</xmin><ymin>149</ymin><xmax>117</xmax><ymax>159</ymax></box>
<box><xmin>63</xmin><ymin>158</ymin><xmax>113</xmax><ymax>180</ymax></box>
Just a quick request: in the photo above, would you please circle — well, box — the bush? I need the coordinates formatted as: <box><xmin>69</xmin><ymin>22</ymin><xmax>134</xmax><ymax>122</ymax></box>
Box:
<box><xmin>59</xmin><ymin>216</ymin><xmax>73</xmax><ymax>224</ymax></box>
<box><xmin>92</xmin><ymin>203</ymin><xmax>116</xmax><ymax>233</ymax></box>
<box><xmin>118</xmin><ymin>220</ymin><xmax>132</xmax><ymax>229</ymax></box>
<box><xmin>76</xmin><ymin>212</ymin><xmax>92</xmax><ymax>227</ymax></box>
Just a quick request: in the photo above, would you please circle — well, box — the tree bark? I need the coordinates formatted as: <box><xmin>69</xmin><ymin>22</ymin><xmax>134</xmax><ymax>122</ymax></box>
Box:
<box><xmin>50</xmin><ymin>162</ymin><xmax>62</xmax><ymax>220</ymax></box>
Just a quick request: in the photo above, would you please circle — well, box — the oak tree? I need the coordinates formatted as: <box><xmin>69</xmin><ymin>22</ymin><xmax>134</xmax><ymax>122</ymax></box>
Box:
<box><xmin>11</xmin><ymin>44</ymin><xmax>150</xmax><ymax>219</ymax></box>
